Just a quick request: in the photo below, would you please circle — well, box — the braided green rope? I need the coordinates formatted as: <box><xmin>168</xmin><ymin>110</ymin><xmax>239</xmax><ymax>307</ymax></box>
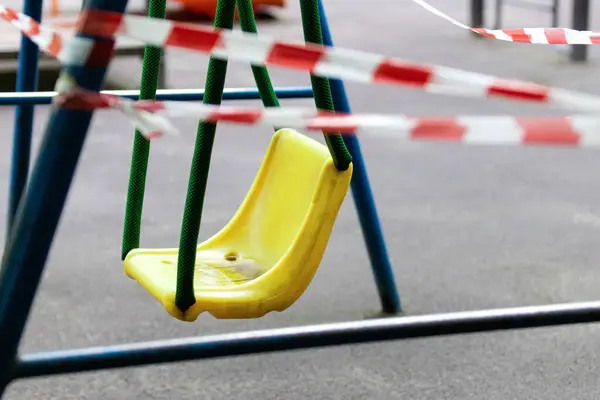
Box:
<box><xmin>175</xmin><ymin>0</ymin><xmax>237</xmax><ymax>312</ymax></box>
<box><xmin>299</xmin><ymin>0</ymin><xmax>352</xmax><ymax>171</ymax></box>
<box><xmin>121</xmin><ymin>0</ymin><xmax>167</xmax><ymax>260</ymax></box>
<box><xmin>173</xmin><ymin>0</ymin><xmax>278</xmax><ymax>312</ymax></box>
<box><xmin>236</xmin><ymin>0</ymin><xmax>280</xmax><ymax>110</ymax></box>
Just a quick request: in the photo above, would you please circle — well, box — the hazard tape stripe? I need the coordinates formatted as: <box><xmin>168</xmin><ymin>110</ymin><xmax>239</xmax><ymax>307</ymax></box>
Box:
<box><xmin>63</xmin><ymin>8</ymin><xmax>600</xmax><ymax>112</ymax></box>
<box><xmin>4</xmin><ymin>5</ymin><xmax>600</xmax><ymax>112</ymax></box>
<box><xmin>54</xmin><ymin>86</ymin><xmax>176</xmax><ymax>138</ymax></box>
<box><xmin>161</xmin><ymin>105</ymin><xmax>600</xmax><ymax>148</ymax></box>
<box><xmin>410</xmin><ymin>0</ymin><xmax>600</xmax><ymax>45</ymax></box>
<box><xmin>0</xmin><ymin>5</ymin><xmax>117</xmax><ymax>66</ymax></box>
<box><xmin>132</xmin><ymin>103</ymin><xmax>600</xmax><ymax>147</ymax></box>
<box><xmin>55</xmin><ymin>87</ymin><xmax>600</xmax><ymax>148</ymax></box>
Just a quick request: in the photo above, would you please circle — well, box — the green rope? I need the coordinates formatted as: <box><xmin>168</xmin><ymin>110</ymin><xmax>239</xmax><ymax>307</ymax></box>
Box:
<box><xmin>236</xmin><ymin>0</ymin><xmax>280</xmax><ymax>110</ymax></box>
<box><xmin>299</xmin><ymin>0</ymin><xmax>352</xmax><ymax>171</ymax></box>
<box><xmin>121</xmin><ymin>0</ymin><xmax>166</xmax><ymax>260</ymax></box>
<box><xmin>175</xmin><ymin>0</ymin><xmax>237</xmax><ymax>312</ymax></box>
<box><xmin>173</xmin><ymin>0</ymin><xmax>279</xmax><ymax>312</ymax></box>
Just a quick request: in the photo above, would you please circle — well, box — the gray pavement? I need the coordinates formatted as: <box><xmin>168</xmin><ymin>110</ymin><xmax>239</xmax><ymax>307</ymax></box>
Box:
<box><xmin>4</xmin><ymin>0</ymin><xmax>600</xmax><ymax>398</ymax></box>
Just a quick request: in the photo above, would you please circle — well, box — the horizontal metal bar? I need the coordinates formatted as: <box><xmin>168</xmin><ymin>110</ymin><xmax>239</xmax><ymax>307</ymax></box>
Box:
<box><xmin>0</xmin><ymin>87</ymin><xmax>314</xmax><ymax>106</ymax></box>
<box><xmin>502</xmin><ymin>0</ymin><xmax>557</xmax><ymax>11</ymax></box>
<box><xmin>12</xmin><ymin>300</ymin><xmax>600</xmax><ymax>380</ymax></box>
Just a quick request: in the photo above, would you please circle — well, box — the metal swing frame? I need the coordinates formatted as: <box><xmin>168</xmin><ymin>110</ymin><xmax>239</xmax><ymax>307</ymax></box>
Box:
<box><xmin>1</xmin><ymin>0</ymin><xmax>599</xmax><ymax>396</ymax></box>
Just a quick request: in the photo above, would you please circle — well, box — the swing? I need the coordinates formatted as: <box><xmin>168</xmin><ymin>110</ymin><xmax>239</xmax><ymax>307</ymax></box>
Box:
<box><xmin>125</xmin><ymin>128</ymin><xmax>352</xmax><ymax>321</ymax></box>
<box><xmin>121</xmin><ymin>0</ymin><xmax>353</xmax><ymax>322</ymax></box>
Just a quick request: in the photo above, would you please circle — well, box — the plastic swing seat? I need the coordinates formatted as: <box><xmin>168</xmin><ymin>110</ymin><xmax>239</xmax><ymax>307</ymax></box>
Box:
<box><xmin>124</xmin><ymin>128</ymin><xmax>353</xmax><ymax>322</ymax></box>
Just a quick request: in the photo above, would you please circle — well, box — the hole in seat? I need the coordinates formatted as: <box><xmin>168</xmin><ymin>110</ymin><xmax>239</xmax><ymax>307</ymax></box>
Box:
<box><xmin>162</xmin><ymin>260</ymin><xmax>173</xmax><ymax>265</ymax></box>
<box><xmin>224</xmin><ymin>252</ymin><xmax>239</xmax><ymax>262</ymax></box>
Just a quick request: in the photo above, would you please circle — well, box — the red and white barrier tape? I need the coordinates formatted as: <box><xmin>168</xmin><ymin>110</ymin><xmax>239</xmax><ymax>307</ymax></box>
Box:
<box><xmin>54</xmin><ymin>84</ymin><xmax>176</xmax><ymax>138</ymax></box>
<box><xmin>75</xmin><ymin>9</ymin><xmax>600</xmax><ymax>110</ymax></box>
<box><xmin>55</xmin><ymin>87</ymin><xmax>600</xmax><ymax>148</ymax></box>
<box><xmin>0</xmin><ymin>6</ymin><xmax>114</xmax><ymax>66</ymax></box>
<box><xmin>410</xmin><ymin>0</ymin><xmax>600</xmax><ymax>45</ymax></box>
<box><xmin>6</xmin><ymin>4</ymin><xmax>600</xmax><ymax>149</ymax></box>
<box><xmin>4</xmin><ymin>6</ymin><xmax>600</xmax><ymax>113</ymax></box>
<box><xmin>140</xmin><ymin>103</ymin><xmax>600</xmax><ymax>148</ymax></box>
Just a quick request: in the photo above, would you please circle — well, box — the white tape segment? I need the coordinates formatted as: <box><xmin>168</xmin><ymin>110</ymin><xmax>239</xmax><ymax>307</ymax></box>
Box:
<box><xmin>409</xmin><ymin>0</ymin><xmax>600</xmax><ymax>45</ymax></box>
<box><xmin>5</xmin><ymin>5</ymin><xmax>600</xmax><ymax>113</ymax></box>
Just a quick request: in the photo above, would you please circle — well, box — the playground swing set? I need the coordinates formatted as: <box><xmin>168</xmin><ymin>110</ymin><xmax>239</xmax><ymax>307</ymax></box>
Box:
<box><xmin>3</xmin><ymin>0</ymin><xmax>600</xmax><ymax>396</ymax></box>
<box><xmin>0</xmin><ymin>0</ymin><xmax>401</xmax><ymax>391</ymax></box>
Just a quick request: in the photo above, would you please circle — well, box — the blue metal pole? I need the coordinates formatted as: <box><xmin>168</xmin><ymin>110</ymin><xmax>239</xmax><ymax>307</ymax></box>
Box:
<box><xmin>318</xmin><ymin>0</ymin><xmax>401</xmax><ymax>314</ymax></box>
<box><xmin>6</xmin><ymin>0</ymin><xmax>44</xmax><ymax>236</ymax></box>
<box><xmin>0</xmin><ymin>0</ymin><xmax>130</xmax><ymax>394</ymax></box>
<box><xmin>0</xmin><ymin>86</ymin><xmax>314</xmax><ymax>106</ymax></box>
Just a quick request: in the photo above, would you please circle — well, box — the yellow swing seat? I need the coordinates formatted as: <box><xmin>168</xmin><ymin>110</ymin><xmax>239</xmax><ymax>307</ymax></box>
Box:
<box><xmin>124</xmin><ymin>128</ymin><xmax>353</xmax><ymax>322</ymax></box>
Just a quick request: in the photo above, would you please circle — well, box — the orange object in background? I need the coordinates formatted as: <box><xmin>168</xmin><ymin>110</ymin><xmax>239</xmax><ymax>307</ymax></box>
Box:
<box><xmin>48</xmin><ymin>0</ymin><xmax>283</xmax><ymax>20</ymax></box>
<box><xmin>50</xmin><ymin>0</ymin><xmax>59</xmax><ymax>16</ymax></box>
<box><xmin>169</xmin><ymin>0</ymin><xmax>285</xmax><ymax>18</ymax></box>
